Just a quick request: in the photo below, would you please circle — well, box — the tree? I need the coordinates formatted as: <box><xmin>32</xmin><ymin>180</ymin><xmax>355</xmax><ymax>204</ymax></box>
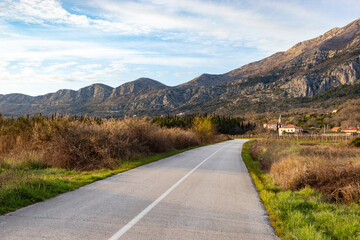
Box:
<box><xmin>192</xmin><ymin>116</ymin><xmax>215</xmax><ymax>143</ymax></box>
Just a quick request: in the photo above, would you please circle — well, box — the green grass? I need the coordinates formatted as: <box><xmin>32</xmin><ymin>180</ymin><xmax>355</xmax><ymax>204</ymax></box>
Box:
<box><xmin>0</xmin><ymin>147</ymin><xmax>197</xmax><ymax>215</ymax></box>
<box><xmin>242</xmin><ymin>141</ymin><xmax>360</xmax><ymax>240</ymax></box>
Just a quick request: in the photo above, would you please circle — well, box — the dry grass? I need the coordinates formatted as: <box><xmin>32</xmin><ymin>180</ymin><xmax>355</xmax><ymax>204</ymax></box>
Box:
<box><xmin>46</xmin><ymin>118</ymin><xmax>200</xmax><ymax>170</ymax></box>
<box><xmin>249</xmin><ymin>140</ymin><xmax>360</xmax><ymax>203</ymax></box>
<box><xmin>0</xmin><ymin>116</ymin><xmax>200</xmax><ymax>171</ymax></box>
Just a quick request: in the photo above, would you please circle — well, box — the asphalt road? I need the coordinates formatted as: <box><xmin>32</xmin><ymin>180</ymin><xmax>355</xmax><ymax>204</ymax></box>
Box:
<box><xmin>0</xmin><ymin>139</ymin><xmax>277</xmax><ymax>240</ymax></box>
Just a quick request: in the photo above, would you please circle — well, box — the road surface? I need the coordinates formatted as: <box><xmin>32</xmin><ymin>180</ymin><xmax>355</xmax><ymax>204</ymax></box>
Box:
<box><xmin>0</xmin><ymin>139</ymin><xmax>277</xmax><ymax>240</ymax></box>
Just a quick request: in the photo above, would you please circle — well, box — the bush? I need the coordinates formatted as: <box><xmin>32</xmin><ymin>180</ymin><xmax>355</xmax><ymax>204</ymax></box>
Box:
<box><xmin>45</xmin><ymin>118</ymin><xmax>200</xmax><ymax>170</ymax></box>
<box><xmin>191</xmin><ymin>116</ymin><xmax>215</xmax><ymax>143</ymax></box>
<box><xmin>351</xmin><ymin>137</ymin><xmax>360</xmax><ymax>147</ymax></box>
<box><xmin>0</xmin><ymin>115</ymin><xmax>201</xmax><ymax>171</ymax></box>
<box><xmin>249</xmin><ymin>140</ymin><xmax>360</xmax><ymax>203</ymax></box>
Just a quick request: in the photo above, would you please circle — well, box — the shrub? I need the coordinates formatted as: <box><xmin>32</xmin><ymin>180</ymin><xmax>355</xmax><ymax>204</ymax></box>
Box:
<box><xmin>0</xmin><ymin>115</ymin><xmax>201</xmax><ymax>171</ymax></box>
<box><xmin>45</xmin><ymin>118</ymin><xmax>200</xmax><ymax>170</ymax></box>
<box><xmin>191</xmin><ymin>116</ymin><xmax>215</xmax><ymax>143</ymax></box>
<box><xmin>249</xmin><ymin>140</ymin><xmax>360</xmax><ymax>203</ymax></box>
<box><xmin>351</xmin><ymin>137</ymin><xmax>360</xmax><ymax>147</ymax></box>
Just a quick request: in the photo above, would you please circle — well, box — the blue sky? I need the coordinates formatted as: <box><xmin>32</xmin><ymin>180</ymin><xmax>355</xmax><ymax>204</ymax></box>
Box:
<box><xmin>0</xmin><ymin>0</ymin><xmax>359</xmax><ymax>96</ymax></box>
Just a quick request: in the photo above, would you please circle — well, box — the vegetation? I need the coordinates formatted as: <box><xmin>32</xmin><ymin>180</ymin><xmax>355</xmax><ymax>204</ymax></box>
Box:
<box><xmin>244</xmin><ymin>97</ymin><xmax>360</xmax><ymax>135</ymax></box>
<box><xmin>249</xmin><ymin>140</ymin><xmax>360</xmax><ymax>203</ymax></box>
<box><xmin>151</xmin><ymin>114</ymin><xmax>256</xmax><ymax>134</ymax></box>
<box><xmin>0</xmin><ymin>148</ymin><xmax>198</xmax><ymax>215</ymax></box>
<box><xmin>242</xmin><ymin>140</ymin><xmax>360</xmax><ymax>239</ymax></box>
<box><xmin>351</xmin><ymin>137</ymin><xmax>360</xmax><ymax>147</ymax></box>
<box><xmin>0</xmin><ymin>114</ymin><xmax>231</xmax><ymax>214</ymax></box>
<box><xmin>191</xmin><ymin>116</ymin><xmax>215</xmax><ymax>143</ymax></box>
<box><xmin>239</xmin><ymin>74</ymin><xmax>279</xmax><ymax>88</ymax></box>
<box><xmin>275</xmin><ymin>83</ymin><xmax>360</xmax><ymax>113</ymax></box>
<box><xmin>0</xmin><ymin>115</ymin><xmax>201</xmax><ymax>170</ymax></box>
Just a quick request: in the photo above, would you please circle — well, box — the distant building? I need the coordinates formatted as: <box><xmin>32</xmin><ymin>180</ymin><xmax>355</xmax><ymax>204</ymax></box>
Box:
<box><xmin>263</xmin><ymin>114</ymin><xmax>284</xmax><ymax>131</ymax></box>
<box><xmin>331</xmin><ymin>127</ymin><xmax>341</xmax><ymax>132</ymax></box>
<box><xmin>263</xmin><ymin>114</ymin><xmax>303</xmax><ymax>135</ymax></box>
<box><xmin>341</xmin><ymin>127</ymin><xmax>359</xmax><ymax>135</ymax></box>
<box><xmin>279</xmin><ymin>124</ymin><xmax>303</xmax><ymax>135</ymax></box>
<box><xmin>263</xmin><ymin>122</ymin><xmax>278</xmax><ymax>130</ymax></box>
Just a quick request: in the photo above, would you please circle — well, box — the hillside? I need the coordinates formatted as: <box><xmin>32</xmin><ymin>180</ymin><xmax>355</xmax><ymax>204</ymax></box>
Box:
<box><xmin>1</xmin><ymin>18</ymin><xmax>360</xmax><ymax>117</ymax></box>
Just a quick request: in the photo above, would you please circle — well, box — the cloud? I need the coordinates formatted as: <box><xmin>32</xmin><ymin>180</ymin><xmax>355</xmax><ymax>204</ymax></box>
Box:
<box><xmin>83</xmin><ymin>0</ymin><xmax>326</xmax><ymax>53</ymax></box>
<box><xmin>0</xmin><ymin>61</ymin><xmax>9</xmax><ymax>71</ymax></box>
<box><xmin>0</xmin><ymin>0</ymin><xmax>148</xmax><ymax>35</ymax></box>
<box><xmin>0</xmin><ymin>37</ymin><xmax>140</xmax><ymax>62</ymax></box>
<box><xmin>77</xmin><ymin>64</ymin><xmax>102</xmax><ymax>70</ymax></box>
<box><xmin>174</xmin><ymin>72</ymin><xmax>197</xmax><ymax>78</ymax></box>
<box><xmin>44</xmin><ymin>61</ymin><xmax>77</xmax><ymax>72</ymax></box>
<box><xmin>0</xmin><ymin>0</ymin><xmax>348</xmax><ymax>53</ymax></box>
<box><xmin>0</xmin><ymin>67</ymin><xmax>71</xmax><ymax>84</ymax></box>
<box><xmin>0</xmin><ymin>0</ymin><xmax>89</xmax><ymax>25</ymax></box>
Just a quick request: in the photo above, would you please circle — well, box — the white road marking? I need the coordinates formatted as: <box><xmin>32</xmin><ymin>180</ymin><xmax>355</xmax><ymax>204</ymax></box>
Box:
<box><xmin>108</xmin><ymin>143</ymin><xmax>229</xmax><ymax>240</ymax></box>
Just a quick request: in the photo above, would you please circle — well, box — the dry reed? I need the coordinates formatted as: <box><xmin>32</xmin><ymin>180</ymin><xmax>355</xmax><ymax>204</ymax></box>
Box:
<box><xmin>249</xmin><ymin>140</ymin><xmax>360</xmax><ymax>203</ymax></box>
<box><xmin>0</xmin><ymin>116</ymin><xmax>200</xmax><ymax>171</ymax></box>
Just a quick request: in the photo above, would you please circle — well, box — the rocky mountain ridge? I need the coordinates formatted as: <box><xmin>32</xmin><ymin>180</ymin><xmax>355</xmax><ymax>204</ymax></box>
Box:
<box><xmin>1</xmin><ymin>18</ymin><xmax>360</xmax><ymax>117</ymax></box>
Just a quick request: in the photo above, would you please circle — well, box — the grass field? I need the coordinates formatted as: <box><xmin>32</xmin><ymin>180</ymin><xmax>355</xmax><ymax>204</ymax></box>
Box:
<box><xmin>0</xmin><ymin>147</ymin><xmax>198</xmax><ymax>215</ymax></box>
<box><xmin>242</xmin><ymin>140</ymin><xmax>360</xmax><ymax>239</ymax></box>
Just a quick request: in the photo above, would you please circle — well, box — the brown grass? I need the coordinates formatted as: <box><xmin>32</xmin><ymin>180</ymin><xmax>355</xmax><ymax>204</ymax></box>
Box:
<box><xmin>0</xmin><ymin>116</ymin><xmax>200</xmax><ymax>171</ymax></box>
<box><xmin>249</xmin><ymin>140</ymin><xmax>360</xmax><ymax>203</ymax></box>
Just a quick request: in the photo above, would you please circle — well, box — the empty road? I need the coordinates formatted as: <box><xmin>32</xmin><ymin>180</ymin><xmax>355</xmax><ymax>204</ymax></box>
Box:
<box><xmin>0</xmin><ymin>139</ymin><xmax>277</xmax><ymax>240</ymax></box>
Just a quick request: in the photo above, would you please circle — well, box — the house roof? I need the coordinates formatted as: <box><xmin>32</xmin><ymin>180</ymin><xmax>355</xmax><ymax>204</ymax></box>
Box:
<box><xmin>341</xmin><ymin>127</ymin><xmax>358</xmax><ymax>131</ymax></box>
<box><xmin>279</xmin><ymin>124</ymin><xmax>303</xmax><ymax>130</ymax></box>
<box><xmin>264</xmin><ymin>122</ymin><xmax>278</xmax><ymax>124</ymax></box>
<box><xmin>331</xmin><ymin>127</ymin><xmax>341</xmax><ymax>131</ymax></box>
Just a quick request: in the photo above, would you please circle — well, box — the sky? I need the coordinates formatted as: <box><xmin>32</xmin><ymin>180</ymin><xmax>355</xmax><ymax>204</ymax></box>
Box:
<box><xmin>0</xmin><ymin>0</ymin><xmax>359</xmax><ymax>96</ymax></box>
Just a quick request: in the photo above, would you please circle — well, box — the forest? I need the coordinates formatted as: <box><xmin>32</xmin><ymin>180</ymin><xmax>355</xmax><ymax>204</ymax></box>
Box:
<box><xmin>151</xmin><ymin>114</ymin><xmax>256</xmax><ymax>135</ymax></box>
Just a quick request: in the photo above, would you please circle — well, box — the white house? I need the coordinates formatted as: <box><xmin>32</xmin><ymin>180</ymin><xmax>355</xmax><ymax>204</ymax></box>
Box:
<box><xmin>263</xmin><ymin>115</ymin><xmax>284</xmax><ymax>131</ymax></box>
<box><xmin>279</xmin><ymin>124</ymin><xmax>303</xmax><ymax>135</ymax></box>
<box><xmin>263</xmin><ymin>122</ymin><xmax>278</xmax><ymax>130</ymax></box>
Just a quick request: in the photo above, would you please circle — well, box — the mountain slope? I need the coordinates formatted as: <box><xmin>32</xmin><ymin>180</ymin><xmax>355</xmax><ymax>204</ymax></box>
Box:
<box><xmin>1</xmin><ymin>18</ymin><xmax>360</xmax><ymax>117</ymax></box>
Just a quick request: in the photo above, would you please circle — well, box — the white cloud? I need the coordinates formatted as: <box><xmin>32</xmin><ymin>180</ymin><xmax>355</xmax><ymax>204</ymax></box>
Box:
<box><xmin>18</xmin><ymin>61</ymin><xmax>42</xmax><ymax>67</ymax></box>
<box><xmin>174</xmin><ymin>72</ymin><xmax>197</xmax><ymax>78</ymax></box>
<box><xmin>85</xmin><ymin>0</ymin><xmax>327</xmax><ymax>52</ymax></box>
<box><xmin>0</xmin><ymin>0</ymin><xmax>89</xmax><ymax>25</ymax></box>
<box><xmin>0</xmin><ymin>67</ymin><xmax>70</xmax><ymax>84</ymax></box>
<box><xmin>44</xmin><ymin>61</ymin><xmax>77</xmax><ymax>72</ymax></box>
<box><xmin>0</xmin><ymin>61</ymin><xmax>9</xmax><ymax>71</ymax></box>
<box><xmin>0</xmin><ymin>37</ymin><xmax>140</xmax><ymax>62</ymax></box>
<box><xmin>0</xmin><ymin>0</ymin><xmax>149</xmax><ymax>35</ymax></box>
<box><xmin>77</xmin><ymin>64</ymin><xmax>102</xmax><ymax>70</ymax></box>
<box><xmin>0</xmin><ymin>0</ymin><xmax>349</xmax><ymax>53</ymax></box>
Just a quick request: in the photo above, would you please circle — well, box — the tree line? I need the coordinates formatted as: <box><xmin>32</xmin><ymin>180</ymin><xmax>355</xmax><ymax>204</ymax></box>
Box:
<box><xmin>151</xmin><ymin>114</ymin><xmax>256</xmax><ymax>135</ymax></box>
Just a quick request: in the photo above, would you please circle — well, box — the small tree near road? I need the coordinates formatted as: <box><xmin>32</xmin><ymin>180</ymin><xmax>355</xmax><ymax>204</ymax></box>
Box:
<box><xmin>192</xmin><ymin>116</ymin><xmax>215</xmax><ymax>143</ymax></box>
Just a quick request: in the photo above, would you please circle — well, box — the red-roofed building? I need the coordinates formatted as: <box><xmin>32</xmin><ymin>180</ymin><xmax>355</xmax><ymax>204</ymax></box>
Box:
<box><xmin>279</xmin><ymin>124</ymin><xmax>303</xmax><ymax>135</ymax></box>
<box><xmin>331</xmin><ymin>127</ymin><xmax>341</xmax><ymax>132</ymax></box>
<box><xmin>341</xmin><ymin>127</ymin><xmax>359</xmax><ymax>135</ymax></box>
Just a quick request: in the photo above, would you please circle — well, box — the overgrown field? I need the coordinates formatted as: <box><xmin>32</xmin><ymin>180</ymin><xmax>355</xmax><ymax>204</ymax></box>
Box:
<box><xmin>0</xmin><ymin>114</ymin><xmax>228</xmax><ymax>214</ymax></box>
<box><xmin>243</xmin><ymin>139</ymin><xmax>360</xmax><ymax>239</ymax></box>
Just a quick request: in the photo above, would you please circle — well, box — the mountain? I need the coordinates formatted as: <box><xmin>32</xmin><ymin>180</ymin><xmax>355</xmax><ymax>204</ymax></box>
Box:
<box><xmin>1</xmin><ymin>18</ymin><xmax>360</xmax><ymax>117</ymax></box>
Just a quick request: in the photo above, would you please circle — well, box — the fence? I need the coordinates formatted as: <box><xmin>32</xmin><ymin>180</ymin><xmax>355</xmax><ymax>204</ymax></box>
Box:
<box><xmin>231</xmin><ymin>134</ymin><xmax>354</xmax><ymax>142</ymax></box>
